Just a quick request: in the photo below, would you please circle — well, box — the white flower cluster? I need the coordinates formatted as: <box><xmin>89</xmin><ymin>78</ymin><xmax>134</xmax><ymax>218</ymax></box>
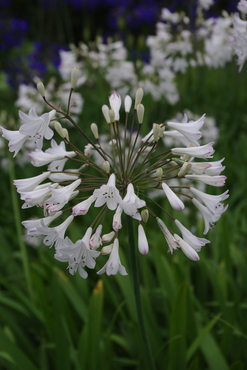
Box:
<box><xmin>0</xmin><ymin>71</ymin><xmax>229</xmax><ymax>278</ymax></box>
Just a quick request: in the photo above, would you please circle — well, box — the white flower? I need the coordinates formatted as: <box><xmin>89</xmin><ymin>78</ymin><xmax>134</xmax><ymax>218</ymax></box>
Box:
<box><xmin>14</xmin><ymin>172</ymin><xmax>51</xmax><ymax>193</ymax></box>
<box><xmin>22</xmin><ymin>211</ymin><xmax>62</xmax><ymax>236</ymax></box>
<box><xmin>112</xmin><ymin>205</ymin><xmax>123</xmax><ymax>231</ymax></box>
<box><xmin>138</xmin><ymin>224</ymin><xmax>149</xmax><ymax>255</ymax></box>
<box><xmin>90</xmin><ymin>225</ymin><xmax>102</xmax><ymax>249</ymax></box>
<box><xmin>185</xmin><ymin>174</ymin><xmax>226</xmax><ymax>187</ymax></box>
<box><xmin>109</xmin><ymin>91</ymin><xmax>121</xmax><ymax>121</ymax></box>
<box><xmin>0</xmin><ymin>127</ymin><xmax>28</xmax><ymax>157</ymax></box>
<box><xmin>173</xmin><ymin>234</ymin><xmax>200</xmax><ymax>261</ymax></box>
<box><xmin>45</xmin><ymin>179</ymin><xmax>81</xmax><ymax>212</ymax></box>
<box><xmin>171</xmin><ymin>142</ymin><xmax>215</xmax><ymax>159</ymax></box>
<box><xmin>72</xmin><ymin>195</ymin><xmax>96</xmax><ymax>216</ymax></box>
<box><xmin>157</xmin><ymin>218</ymin><xmax>179</xmax><ymax>254</ymax></box>
<box><xmin>190</xmin><ymin>187</ymin><xmax>229</xmax><ymax>214</ymax></box>
<box><xmin>192</xmin><ymin>198</ymin><xmax>227</xmax><ymax>234</ymax></box>
<box><xmin>29</xmin><ymin>140</ymin><xmax>76</xmax><ymax>167</ymax></box>
<box><xmin>20</xmin><ymin>183</ymin><xmax>58</xmax><ymax>209</ymax></box>
<box><xmin>162</xmin><ymin>182</ymin><xmax>185</xmax><ymax>211</ymax></box>
<box><xmin>55</xmin><ymin>228</ymin><xmax>100</xmax><ymax>278</ymax></box>
<box><xmin>188</xmin><ymin>158</ymin><xmax>225</xmax><ymax>175</ymax></box>
<box><xmin>174</xmin><ymin>219</ymin><xmax>210</xmax><ymax>252</ymax></box>
<box><xmin>93</xmin><ymin>173</ymin><xmax>122</xmax><ymax>210</ymax></box>
<box><xmin>121</xmin><ymin>183</ymin><xmax>146</xmax><ymax>220</ymax></box>
<box><xmin>97</xmin><ymin>238</ymin><xmax>127</xmax><ymax>276</ymax></box>
<box><xmin>37</xmin><ymin>215</ymin><xmax>74</xmax><ymax>248</ymax></box>
<box><xmin>19</xmin><ymin>108</ymin><xmax>56</xmax><ymax>149</ymax></box>
<box><xmin>166</xmin><ymin>114</ymin><xmax>205</xmax><ymax>146</ymax></box>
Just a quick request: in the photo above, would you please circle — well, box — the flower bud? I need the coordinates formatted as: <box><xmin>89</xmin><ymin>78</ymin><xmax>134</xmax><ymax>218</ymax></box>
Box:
<box><xmin>62</xmin><ymin>128</ymin><xmax>69</xmax><ymax>141</ymax></box>
<box><xmin>137</xmin><ymin>104</ymin><xmax>144</xmax><ymax>124</ymax></box>
<box><xmin>153</xmin><ymin>124</ymin><xmax>160</xmax><ymax>142</ymax></box>
<box><xmin>101</xmin><ymin>243</ymin><xmax>113</xmax><ymax>255</ymax></box>
<box><xmin>71</xmin><ymin>66</ymin><xmax>80</xmax><ymax>89</ymax></box>
<box><xmin>141</xmin><ymin>209</ymin><xmax>149</xmax><ymax>223</ymax></box>
<box><xmin>124</xmin><ymin>95</ymin><xmax>132</xmax><ymax>113</ymax></box>
<box><xmin>54</xmin><ymin>120</ymin><xmax>65</xmax><ymax>137</ymax></box>
<box><xmin>134</xmin><ymin>87</ymin><xmax>144</xmax><ymax>108</ymax></box>
<box><xmin>37</xmin><ymin>81</ymin><xmax>45</xmax><ymax>97</ymax></box>
<box><xmin>102</xmin><ymin>231</ymin><xmax>115</xmax><ymax>243</ymax></box>
<box><xmin>91</xmin><ymin>123</ymin><xmax>99</xmax><ymax>139</ymax></box>
<box><xmin>156</xmin><ymin>167</ymin><xmax>163</xmax><ymax>180</ymax></box>
<box><xmin>178</xmin><ymin>162</ymin><xmax>191</xmax><ymax>177</ymax></box>
<box><xmin>103</xmin><ymin>161</ymin><xmax>110</xmax><ymax>173</ymax></box>
<box><xmin>102</xmin><ymin>105</ymin><xmax>110</xmax><ymax>124</ymax></box>
<box><xmin>109</xmin><ymin>109</ymin><xmax>115</xmax><ymax>122</ymax></box>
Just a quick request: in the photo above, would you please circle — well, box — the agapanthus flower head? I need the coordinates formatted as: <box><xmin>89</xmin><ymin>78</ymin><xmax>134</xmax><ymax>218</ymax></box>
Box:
<box><xmin>1</xmin><ymin>75</ymin><xmax>229</xmax><ymax>278</ymax></box>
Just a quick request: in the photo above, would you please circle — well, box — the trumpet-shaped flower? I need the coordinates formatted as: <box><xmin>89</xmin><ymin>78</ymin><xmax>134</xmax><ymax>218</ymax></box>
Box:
<box><xmin>185</xmin><ymin>174</ymin><xmax>226</xmax><ymax>187</ymax></box>
<box><xmin>97</xmin><ymin>238</ymin><xmax>127</xmax><ymax>276</ymax></box>
<box><xmin>190</xmin><ymin>187</ymin><xmax>229</xmax><ymax>214</ymax></box>
<box><xmin>166</xmin><ymin>114</ymin><xmax>205</xmax><ymax>146</ymax></box>
<box><xmin>174</xmin><ymin>219</ymin><xmax>210</xmax><ymax>252</ymax></box>
<box><xmin>93</xmin><ymin>174</ymin><xmax>122</xmax><ymax>210</ymax></box>
<box><xmin>121</xmin><ymin>183</ymin><xmax>146</xmax><ymax>220</ymax></box>
<box><xmin>19</xmin><ymin>108</ymin><xmax>56</xmax><ymax>149</ymax></box>
<box><xmin>14</xmin><ymin>171</ymin><xmax>51</xmax><ymax>193</ymax></box>
<box><xmin>72</xmin><ymin>195</ymin><xmax>96</xmax><ymax>216</ymax></box>
<box><xmin>37</xmin><ymin>215</ymin><xmax>74</xmax><ymax>249</ymax></box>
<box><xmin>55</xmin><ymin>228</ymin><xmax>100</xmax><ymax>278</ymax></box>
<box><xmin>171</xmin><ymin>142</ymin><xmax>215</xmax><ymax>159</ymax></box>
<box><xmin>0</xmin><ymin>127</ymin><xmax>28</xmax><ymax>157</ymax></box>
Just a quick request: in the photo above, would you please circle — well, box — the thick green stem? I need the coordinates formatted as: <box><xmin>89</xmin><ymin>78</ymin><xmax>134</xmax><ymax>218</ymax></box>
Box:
<box><xmin>8</xmin><ymin>153</ymin><xmax>33</xmax><ymax>298</ymax></box>
<box><xmin>125</xmin><ymin>215</ymin><xmax>156</xmax><ymax>370</ymax></box>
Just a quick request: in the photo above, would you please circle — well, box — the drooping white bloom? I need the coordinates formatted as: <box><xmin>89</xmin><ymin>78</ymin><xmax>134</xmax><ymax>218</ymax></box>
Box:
<box><xmin>0</xmin><ymin>127</ymin><xmax>28</xmax><ymax>157</ymax></box>
<box><xmin>55</xmin><ymin>228</ymin><xmax>100</xmax><ymax>278</ymax></box>
<box><xmin>161</xmin><ymin>182</ymin><xmax>185</xmax><ymax>211</ymax></box>
<box><xmin>109</xmin><ymin>91</ymin><xmax>121</xmax><ymax>121</ymax></box>
<box><xmin>48</xmin><ymin>171</ymin><xmax>79</xmax><ymax>182</ymax></box>
<box><xmin>93</xmin><ymin>173</ymin><xmax>122</xmax><ymax>210</ymax></box>
<box><xmin>157</xmin><ymin>218</ymin><xmax>179</xmax><ymax>253</ymax></box>
<box><xmin>22</xmin><ymin>211</ymin><xmax>62</xmax><ymax>236</ymax></box>
<box><xmin>20</xmin><ymin>183</ymin><xmax>58</xmax><ymax>209</ymax></box>
<box><xmin>45</xmin><ymin>179</ymin><xmax>81</xmax><ymax>212</ymax></box>
<box><xmin>37</xmin><ymin>215</ymin><xmax>74</xmax><ymax>249</ymax></box>
<box><xmin>173</xmin><ymin>234</ymin><xmax>200</xmax><ymax>261</ymax></box>
<box><xmin>19</xmin><ymin>108</ymin><xmax>56</xmax><ymax>149</ymax></box>
<box><xmin>90</xmin><ymin>224</ymin><xmax>103</xmax><ymax>249</ymax></box>
<box><xmin>166</xmin><ymin>114</ymin><xmax>205</xmax><ymax>146</ymax></box>
<box><xmin>121</xmin><ymin>183</ymin><xmax>146</xmax><ymax>220</ymax></box>
<box><xmin>192</xmin><ymin>198</ymin><xmax>227</xmax><ymax>234</ymax></box>
<box><xmin>174</xmin><ymin>219</ymin><xmax>210</xmax><ymax>252</ymax></box>
<box><xmin>190</xmin><ymin>187</ymin><xmax>229</xmax><ymax>214</ymax></box>
<box><xmin>112</xmin><ymin>205</ymin><xmax>123</xmax><ymax>231</ymax></box>
<box><xmin>14</xmin><ymin>172</ymin><xmax>51</xmax><ymax>193</ymax></box>
<box><xmin>138</xmin><ymin>224</ymin><xmax>149</xmax><ymax>255</ymax></box>
<box><xmin>72</xmin><ymin>195</ymin><xmax>96</xmax><ymax>216</ymax></box>
<box><xmin>188</xmin><ymin>158</ymin><xmax>225</xmax><ymax>176</ymax></box>
<box><xmin>185</xmin><ymin>174</ymin><xmax>226</xmax><ymax>187</ymax></box>
<box><xmin>29</xmin><ymin>140</ymin><xmax>76</xmax><ymax>167</ymax></box>
<box><xmin>171</xmin><ymin>142</ymin><xmax>215</xmax><ymax>159</ymax></box>
<box><xmin>97</xmin><ymin>238</ymin><xmax>127</xmax><ymax>276</ymax></box>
